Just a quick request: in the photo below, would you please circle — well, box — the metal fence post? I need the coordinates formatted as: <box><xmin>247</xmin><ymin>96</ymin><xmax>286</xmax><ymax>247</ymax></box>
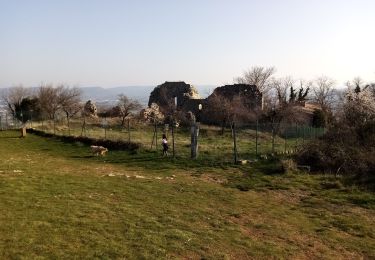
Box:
<box><xmin>255</xmin><ymin>120</ymin><xmax>259</xmax><ymax>156</ymax></box>
<box><xmin>284</xmin><ymin>126</ymin><xmax>287</xmax><ymax>153</ymax></box>
<box><xmin>271</xmin><ymin>123</ymin><xmax>275</xmax><ymax>154</ymax></box>
<box><xmin>171</xmin><ymin>122</ymin><xmax>175</xmax><ymax>158</ymax></box>
<box><xmin>232</xmin><ymin>122</ymin><xmax>238</xmax><ymax>164</ymax></box>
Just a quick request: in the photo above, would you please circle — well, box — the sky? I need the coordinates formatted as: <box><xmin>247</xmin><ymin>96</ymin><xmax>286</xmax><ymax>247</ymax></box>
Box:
<box><xmin>1</xmin><ymin>0</ymin><xmax>374</xmax><ymax>88</ymax></box>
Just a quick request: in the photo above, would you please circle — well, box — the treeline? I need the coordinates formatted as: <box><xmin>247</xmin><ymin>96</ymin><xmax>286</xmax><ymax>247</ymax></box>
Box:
<box><xmin>1</xmin><ymin>84</ymin><xmax>142</xmax><ymax>133</ymax></box>
<box><xmin>232</xmin><ymin>67</ymin><xmax>374</xmax><ymax>186</ymax></box>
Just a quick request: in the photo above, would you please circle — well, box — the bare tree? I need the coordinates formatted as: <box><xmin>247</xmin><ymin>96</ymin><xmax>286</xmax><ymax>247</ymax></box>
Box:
<box><xmin>116</xmin><ymin>94</ymin><xmax>142</xmax><ymax>127</ymax></box>
<box><xmin>234</xmin><ymin>66</ymin><xmax>276</xmax><ymax>94</ymax></box>
<box><xmin>297</xmin><ymin>80</ymin><xmax>312</xmax><ymax>101</ymax></box>
<box><xmin>37</xmin><ymin>84</ymin><xmax>69</xmax><ymax>134</ymax></box>
<box><xmin>59</xmin><ymin>87</ymin><xmax>82</xmax><ymax>135</ymax></box>
<box><xmin>1</xmin><ymin>85</ymin><xmax>30</xmax><ymax>118</ymax></box>
<box><xmin>346</xmin><ymin>77</ymin><xmax>368</xmax><ymax>95</ymax></box>
<box><xmin>271</xmin><ymin>77</ymin><xmax>311</xmax><ymax>107</ymax></box>
<box><xmin>38</xmin><ymin>84</ymin><xmax>61</xmax><ymax>120</ymax></box>
<box><xmin>312</xmin><ymin>76</ymin><xmax>336</xmax><ymax>112</ymax></box>
<box><xmin>203</xmin><ymin>93</ymin><xmax>254</xmax><ymax>134</ymax></box>
<box><xmin>271</xmin><ymin>77</ymin><xmax>294</xmax><ymax>107</ymax></box>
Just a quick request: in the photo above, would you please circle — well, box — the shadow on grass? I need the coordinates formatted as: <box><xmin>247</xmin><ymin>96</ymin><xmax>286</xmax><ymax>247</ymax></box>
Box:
<box><xmin>70</xmin><ymin>155</ymin><xmax>95</xmax><ymax>159</ymax></box>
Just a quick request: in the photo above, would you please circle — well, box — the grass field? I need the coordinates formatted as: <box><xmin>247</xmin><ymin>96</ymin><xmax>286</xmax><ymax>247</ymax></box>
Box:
<box><xmin>32</xmin><ymin>119</ymin><xmax>313</xmax><ymax>162</ymax></box>
<box><xmin>0</xmin><ymin>130</ymin><xmax>374</xmax><ymax>259</ymax></box>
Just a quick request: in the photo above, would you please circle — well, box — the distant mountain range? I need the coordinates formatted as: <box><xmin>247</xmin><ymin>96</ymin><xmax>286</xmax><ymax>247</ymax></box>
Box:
<box><xmin>80</xmin><ymin>85</ymin><xmax>215</xmax><ymax>106</ymax></box>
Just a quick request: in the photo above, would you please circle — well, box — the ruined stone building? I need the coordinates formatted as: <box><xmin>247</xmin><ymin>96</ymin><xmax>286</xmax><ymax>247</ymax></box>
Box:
<box><xmin>209</xmin><ymin>84</ymin><xmax>263</xmax><ymax>110</ymax></box>
<box><xmin>147</xmin><ymin>81</ymin><xmax>263</xmax><ymax>123</ymax></box>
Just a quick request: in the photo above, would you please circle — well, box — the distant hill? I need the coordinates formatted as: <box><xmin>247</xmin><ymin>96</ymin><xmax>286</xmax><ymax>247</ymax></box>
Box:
<box><xmin>80</xmin><ymin>86</ymin><xmax>154</xmax><ymax>106</ymax></box>
<box><xmin>80</xmin><ymin>85</ymin><xmax>215</xmax><ymax>107</ymax></box>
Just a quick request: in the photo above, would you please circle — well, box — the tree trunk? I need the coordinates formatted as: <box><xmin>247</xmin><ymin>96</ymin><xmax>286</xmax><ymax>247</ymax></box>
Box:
<box><xmin>81</xmin><ymin>116</ymin><xmax>86</xmax><ymax>136</ymax></box>
<box><xmin>221</xmin><ymin>120</ymin><xmax>225</xmax><ymax>135</ymax></box>
<box><xmin>121</xmin><ymin>116</ymin><xmax>126</xmax><ymax>128</ymax></box>
<box><xmin>53</xmin><ymin>114</ymin><xmax>56</xmax><ymax>135</ymax></box>
<box><xmin>67</xmin><ymin>117</ymin><xmax>71</xmax><ymax>136</ymax></box>
<box><xmin>66</xmin><ymin>112</ymin><xmax>70</xmax><ymax>136</ymax></box>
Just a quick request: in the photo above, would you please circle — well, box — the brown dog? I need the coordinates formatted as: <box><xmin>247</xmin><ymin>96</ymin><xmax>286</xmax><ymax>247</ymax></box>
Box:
<box><xmin>90</xmin><ymin>145</ymin><xmax>108</xmax><ymax>156</ymax></box>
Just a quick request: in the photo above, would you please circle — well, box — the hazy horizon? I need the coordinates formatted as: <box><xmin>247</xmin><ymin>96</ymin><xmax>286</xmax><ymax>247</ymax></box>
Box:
<box><xmin>1</xmin><ymin>0</ymin><xmax>374</xmax><ymax>87</ymax></box>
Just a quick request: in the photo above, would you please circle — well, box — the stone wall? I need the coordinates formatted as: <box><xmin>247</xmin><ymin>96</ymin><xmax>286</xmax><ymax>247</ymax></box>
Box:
<box><xmin>148</xmin><ymin>81</ymin><xmax>200</xmax><ymax>109</ymax></box>
<box><xmin>209</xmin><ymin>84</ymin><xmax>262</xmax><ymax>110</ymax></box>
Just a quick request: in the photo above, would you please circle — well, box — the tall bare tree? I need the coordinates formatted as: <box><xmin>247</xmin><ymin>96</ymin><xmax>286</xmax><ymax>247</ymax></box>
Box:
<box><xmin>312</xmin><ymin>76</ymin><xmax>336</xmax><ymax>112</ymax></box>
<box><xmin>1</xmin><ymin>85</ymin><xmax>30</xmax><ymax>118</ymax></box>
<box><xmin>234</xmin><ymin>66</ymin><xmax>276</xmax><ymax>94</ymax></box>
<box><xmin>59</xmin><ymin>87</ymin><xmax>82</xmax><ymax>135</ymax></box>
<box><xmin>38</xmin><ymin>84</ymin><xmax>76</xmax><ymax>133</ymax></box>
<box><xmin>116</xmin><ymin>94</ymin><xmax>142</xmax><ymax>127</ymax></box>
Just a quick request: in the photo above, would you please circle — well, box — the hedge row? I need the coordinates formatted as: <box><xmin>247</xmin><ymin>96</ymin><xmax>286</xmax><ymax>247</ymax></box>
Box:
<box><xmin>27</xmin><ymin>128</ymin><xmax>141</xmax><ymax>152</ymax></box>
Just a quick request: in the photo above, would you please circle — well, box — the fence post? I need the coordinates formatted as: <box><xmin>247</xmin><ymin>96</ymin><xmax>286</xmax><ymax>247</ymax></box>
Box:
<box><xmin>127</xmin><ymin>119</ymin><xmax>130</xmax><ymax>142</ymax></box>
<box><xmin>284</xmin><ymin>126</ymin><xmax>287</xmax><ymax>153</ymax></box>
<box><xmin>271</xmin><ymin>123</ymin><xmax>275</xmax><ymax>154</ymax></box>
<box><xmin>81</xmin><ymin>116</ymin><xmax>86</xmax><ymax>136</ymax></box>
<box><xmin>191</xmin><ymin>122</ymin><xmax>199</xmax><ymax>159</ymax></box>
<box><xmin>232</xmin><ymin>122</ymin><xmax>238</xmax><ymax>164</ymax></box>
<box><xmin>171</xmin><ymin>122</ymin><xmax>175</xmax><ymax>158</ymax></box>
<box><xmin>302</xmin><ymin>126</ymin><xmax>305</xmax><ymax>144</ymax></box>
<box><xmin>255</xmin><ymin>120</ymin><xmax>259</xmax><ymax>156</ymax></box>
<box><xmin>103</xmin><ymin>117</ymin><xmax>108</xmax><ymax>139</ymax></box>
<box><xmin>151</xmin><ymin>123</ymin><xmax>157</xmax><ymax>149</ymax></box>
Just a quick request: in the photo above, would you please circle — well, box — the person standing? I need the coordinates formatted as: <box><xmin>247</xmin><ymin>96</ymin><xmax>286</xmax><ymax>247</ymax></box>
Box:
<box><xmin>161</xmin><ymin>134</ymin><xmax>169</xmax><ymax>156</ymax></box>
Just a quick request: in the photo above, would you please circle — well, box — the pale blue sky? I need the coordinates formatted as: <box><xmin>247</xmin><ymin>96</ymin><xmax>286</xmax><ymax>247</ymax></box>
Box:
<box><xmin>1</xmin><ymin>0</ymin><xmax>374</xmax><ymax>87</ymax></box>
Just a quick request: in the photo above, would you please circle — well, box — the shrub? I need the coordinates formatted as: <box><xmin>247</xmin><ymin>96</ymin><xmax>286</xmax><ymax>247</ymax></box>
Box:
<box><xmin>296</xmin><ymin>87</ymin><xmax>375</xmax><ymax>189</ymax></box>
<box><xmin>312</xmin><ymin>109</ymin><xmax>326</xmax><ymax>128</ymax></box>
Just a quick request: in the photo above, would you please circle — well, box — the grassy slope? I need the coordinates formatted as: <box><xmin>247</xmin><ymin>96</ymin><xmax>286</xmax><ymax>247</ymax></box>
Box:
<box><xmin>0</xmin><ymin>131</ymin><xmax>374</xmax><ymax>259</ymax></box>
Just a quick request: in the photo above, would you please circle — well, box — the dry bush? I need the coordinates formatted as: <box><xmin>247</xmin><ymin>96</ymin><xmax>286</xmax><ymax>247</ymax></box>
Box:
<box><xmin>296</xmin><ymin>87</ymin><xmax>375</xmax><ymax>188</ymax></box>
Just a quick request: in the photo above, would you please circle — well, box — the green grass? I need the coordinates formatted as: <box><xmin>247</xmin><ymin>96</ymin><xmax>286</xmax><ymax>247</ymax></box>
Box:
<box><xmin>0</xmin><ymin>130</ymin><xmax>374</xmax><ymax>259</ymax></box>
<box><xmin>32</xmin><ymin>119</ymin><xmax>306</xmax><ymax>162</ymax></box>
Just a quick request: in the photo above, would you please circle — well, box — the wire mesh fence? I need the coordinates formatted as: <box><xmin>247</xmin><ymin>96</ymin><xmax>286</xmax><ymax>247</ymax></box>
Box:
<box><xmin>1</xmin><ymin>114</ymin><xmax>326</xmax><ymax>163</ymax></box>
